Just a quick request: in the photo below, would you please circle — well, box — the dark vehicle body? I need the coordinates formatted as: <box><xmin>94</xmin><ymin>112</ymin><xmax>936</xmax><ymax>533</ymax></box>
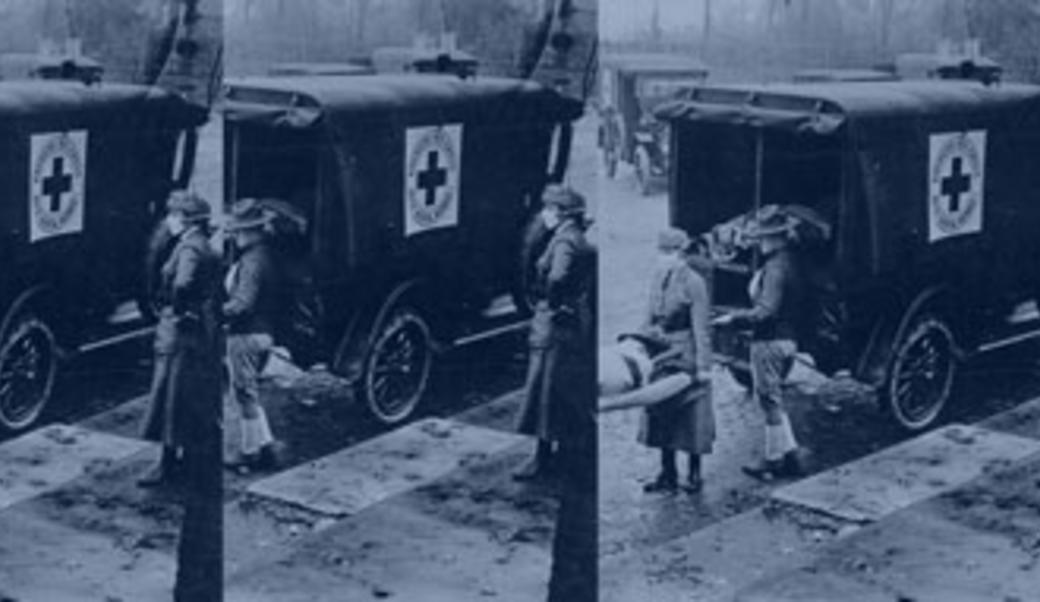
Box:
<box><xmin>267</xmin><ymin>62</ymin><xmax>375</xmax><ymax>77</ymax></box>
<box><xmin>659</xmin><ymin>80</ymin><xmax>1040</xmax><ymax>431</ymax></box>
<box><xmin>370</xmin><ymin>47</ymin><xmax>480</xmax><ymax>79</ymax></box>
<box><xmin>0</xmin><ymin>81</ymin><xmax>207</xmax><ymax>431</ymax></box>
<box><xmin>598</xmin><ymin>53</ymin><xmax>708</xmax><ymax>194</ymax></box>
<box><xmin>891</xmin><ymin>53</ymin><xmax>1002</xmax><ymax>84</ymax></box>
<box><xmin>0</xmin><ymin>53</ymin><xmax>104</xmax><ymax>85</ymax></box>
<box><xmin>791</xmin><ymin>68</ymin><xmax>898</xmax><ymax>84</ymax></box>
<box><xmin>223</xmin><ymin>74</ymin><xmax>582</xmax><ymax>424</ymax></box>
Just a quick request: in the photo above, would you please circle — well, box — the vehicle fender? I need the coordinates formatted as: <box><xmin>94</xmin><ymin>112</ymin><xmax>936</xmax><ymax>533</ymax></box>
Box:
<box><xmin>0</xmin><ymin>285</ymin><xmax>66</xmax><ymax>354</ymax></box>
<box><xmin>332</xmin><ymin>278</ymin><xmax>432</xmax><ymax>384</ymax></box>
<box><xmin>854</xmin><ymin>284</ymin><xmax>962</xmax><ymax>387</ymax></box>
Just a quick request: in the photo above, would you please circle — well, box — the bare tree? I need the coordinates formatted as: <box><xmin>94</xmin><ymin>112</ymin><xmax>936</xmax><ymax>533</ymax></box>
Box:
<box><xmin>878</xmin><ymin>0</ymin><xmax>895</xmax><ymax>52</ymax></box>
<box><xmin>703</xmin><ymin>0</ymin><xmax>713</xmax><ymax>47</ymax></box>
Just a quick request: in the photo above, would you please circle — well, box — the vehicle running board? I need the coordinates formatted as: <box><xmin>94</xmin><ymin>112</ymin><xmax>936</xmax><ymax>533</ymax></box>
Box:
<box><xmin>976</xmin><ymin>327</ymin><xmax>1040</xmax><ymax>354</ymax></box>
<box><xmin>452</xmin><ymin>320</ymin><xmax>529</xmax><ymax>348</ymax></box>
<box><xmin>77</xmin><ymin>326</ymin><xmax>155</xmax><ymax>354</ymax></box>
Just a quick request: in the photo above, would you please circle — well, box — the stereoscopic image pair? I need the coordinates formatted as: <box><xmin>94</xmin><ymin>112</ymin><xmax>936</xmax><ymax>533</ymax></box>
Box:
<box><xmin>0</xmin><ymin>2</ymin><xmax>1037</xmax><ymax>601</ymax></box>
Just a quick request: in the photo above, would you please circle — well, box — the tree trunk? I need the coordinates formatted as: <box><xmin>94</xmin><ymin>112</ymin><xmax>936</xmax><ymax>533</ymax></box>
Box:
<box><xmin>703</xmin><ymin>0</ymin><xmax>713</xmax><ymax>44</ymax></box>
<box><xmin>353</xmin><ymin>0</ymin><xmax>370</xmax><ymax>49</ymax></box>
<box><xmin>879</xmin><ymin>0</ymin><xmax>895</xmax><ymax>53</ymax></box>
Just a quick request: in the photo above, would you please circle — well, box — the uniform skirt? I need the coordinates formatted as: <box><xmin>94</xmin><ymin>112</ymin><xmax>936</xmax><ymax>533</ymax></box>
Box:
<box><xmin>637</xmin><ymin>377</ymin><xmax>715</xmax><ymax>454</ymax></box>
<box><xmin>140</xmin><ymin>313</ymin><xmax>222</xmax><ymax>448</ymax></box>
<box><xmin>516</xmin><ymin>305</ymin><xmax>588</xmax><ymax>441</ymax></box>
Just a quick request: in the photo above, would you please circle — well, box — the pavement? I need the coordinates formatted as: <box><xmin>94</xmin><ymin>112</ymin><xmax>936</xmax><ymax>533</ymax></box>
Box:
<box><xmin>596</xmin><ymin>159</ymin><xmax>1040</xmax><ymax>602</ymax></box>
<box><xmin>0</xmin><ymin>115</ymin><xmax>601</xmax><ymax>602</ymax></box>
<box><xmin>601</xmin><ymin>399</ymin><xmax>1040</xmax><ymax>602</ymax></box>
<box><xmin>0</xmin><ymin>386</ymin><xmax>562</xmax><ymax>602</ymax></box>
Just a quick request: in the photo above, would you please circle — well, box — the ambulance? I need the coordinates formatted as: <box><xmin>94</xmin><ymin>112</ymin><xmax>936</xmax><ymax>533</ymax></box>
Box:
<box><xmin>659</xmin><ymin>80</ymin><xmax>1040</xmax><ymax>431</ymax></box>
<box><xmin>0</xmin><ymin>80</ymin><xmax>206</xmax><ymax>431</ymax></box>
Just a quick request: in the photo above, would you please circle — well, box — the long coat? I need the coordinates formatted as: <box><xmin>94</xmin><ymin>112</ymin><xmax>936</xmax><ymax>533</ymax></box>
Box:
<box><xmin>516</xmin><ymin>219</ymin><xmax>596</xmax><ymax>441</ymax></box>
<box><xmin>140</xmin><ymin>226</ymin><xmax>223</xmax><ymax>448</ymax></box>
<box><xmin>637</xmin><ymin>257</ymin><xmax>716</xmax><ymax>454</ymax></box>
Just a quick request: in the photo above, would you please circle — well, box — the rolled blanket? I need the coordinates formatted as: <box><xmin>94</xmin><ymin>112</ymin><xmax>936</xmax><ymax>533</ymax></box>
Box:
<box><xmin>598</xmin><ymin>339</ymin><xmax>697</xmax><ymax>413</ymax></box>
<box><xmin>598</xmin><ymin>339</ymin><xmax>653</xmax><ymax>397</ymax></box>
<box><xmin>599</xmin><ymin>372</ymin><xmax>694</xmax><ymax>413</ymax></box>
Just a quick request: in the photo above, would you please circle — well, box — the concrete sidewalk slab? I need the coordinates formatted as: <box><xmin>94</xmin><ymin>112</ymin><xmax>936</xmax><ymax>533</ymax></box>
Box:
<box><xmin>0</xmin><ymin>506</ymin><xmax>174</xmax><ymax>602</ymax></box>
<box><xmin>226</xmin><ymin>487</ymin><xmax>552</xmax><ymax>602</ymax></box>
<box><xmin>772</xmin><ymin>424</ymin><xmax>1040</xmax><ymax>522</ymax></box>
<box><xmin>247</xmin><ymin>418</ymin><xmax>526</xmax><ymax>517</ymax></box>
<box><xmin>0</xmin><ymin>423</ymin><xmax>151</xmax><ymax>511</ymax></box>
<box><xmin>979</xmin><ymin>396</ymin><xmax>1040</xmax><ymax>441</ymax></box>
<box><xmin>601</xmin><ymin>502</ymin><xmax>862</xmax><ymax>602</ymax></box>
<box><xmin>737</xmin><ymin>501</ymin><xmax>1040</xmax><ymax>602</ymax></box>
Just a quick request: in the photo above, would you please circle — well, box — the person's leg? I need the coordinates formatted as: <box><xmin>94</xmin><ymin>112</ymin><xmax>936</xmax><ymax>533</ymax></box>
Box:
<box><xmin>515</xmin><ymin>344</ymin><xmax>558</xmax><ymax>481</ymax></box>
<box><xmin>644</xmin><ymin>448</ymin><xmax>678</xmax><ymax>492</ymax></box>
<box><xmin>684</xmin><ymin>453</ymin><xmax>703</xmax><ymax>493</ymax></box>
<box><xmin>139</xmin><ymin>353</ymin><xmax>177</xmax><ymax>487</ymax></box>
<box><xmin>227</xmin><ymin>334</ymin><xmax>277</xmax><ymax>471</ymax></box>
<box><xmin>744</xmin><ymin>341</ymin><xmax>801</xmax><ymax>480</ymax></box>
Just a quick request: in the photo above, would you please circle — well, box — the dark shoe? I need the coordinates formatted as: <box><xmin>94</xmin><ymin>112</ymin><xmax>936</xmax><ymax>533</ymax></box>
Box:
<box><xmin>681</xmin><ymin>475</ymin><xmax>704</xmax><ymax>494</ymax></box>
<box><xmin>136</xmin><ymin>463</ymin><xmax>169</xmax><ymax>488</ymax></box>
<box><xmin>224</xmin><ymin>452</ymin><xmax>261</xmax><ymax>476</ymax></box>
<box><xmin>741</xmin><ymin>460</ymin><xmax>783</xmax><ymax>482</ymax></box>
<box><xmin>780</xmin><ymin>450</ymin><xmax>805</xmax><ymax>478</ymax></box>
<box><xmin>642</xmin><ymin>473</ymin><xmax>678</xmax><ymax>493</ymax></box>
<box><xmin>137</xmin><ymin>448</ymin><xmax>180</xmax><ymax>488</ymax></box>
<box><xmin>512</xmin><ymin>456</ymin><xmax>552</xmax><ymax>482</ymax></box>
<box><xmin>254</xmin><ymin>442</ymin><xmax>283</xmax><ymax>472</ymax></box>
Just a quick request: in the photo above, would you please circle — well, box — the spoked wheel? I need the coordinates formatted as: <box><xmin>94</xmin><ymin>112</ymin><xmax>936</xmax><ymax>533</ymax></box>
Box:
<box><xmin>884</xmin><ymin>315</ymin><xmax>957</xmax><ymax>432</ymax></box>
<box><xmin>0</xmin><ymin>314</ymin><xmax>58</xmax><ymax>432</ymax></box>
<box><xmin>361</xmin><ymin>307</ymin><xmax>433</xmax><ymax>425</ymax></box>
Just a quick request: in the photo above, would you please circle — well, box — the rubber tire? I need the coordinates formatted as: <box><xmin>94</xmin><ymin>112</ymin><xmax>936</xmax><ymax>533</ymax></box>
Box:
<box><xmin>882</xmin><ymin>314</ymin><xmax>957</xmax><ymax>432</ymax></box>
<box><xmin>0</xmin><ymin>310</ymin><xmax>58</xmax><ymax>432</ymax></box>
<box><xmin>359</xmin><ymin>306</ymin><xmax>433</xmax><ymax>426</ymax></box>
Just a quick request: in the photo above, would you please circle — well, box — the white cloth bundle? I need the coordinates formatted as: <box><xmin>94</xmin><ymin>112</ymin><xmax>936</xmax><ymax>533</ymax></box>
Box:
<box><xmin>261</xmin><ymin>346</ymin><xmax>307</xmax><ymax>388</ymax></box>
<box><xmin>598</xmin><ymin>339</ymin><xmax>653</xmax><ymax>397</ymax></box>
<box><xmin>598</xmin><ymin>340</ymin><xmax>692</xmax><ymax>414</ymax></box>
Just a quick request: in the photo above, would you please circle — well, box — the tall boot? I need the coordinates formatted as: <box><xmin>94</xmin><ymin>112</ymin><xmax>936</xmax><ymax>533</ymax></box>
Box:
<box><xmin>683</xmin><ymin>454</ymin><xmax>704</xmax><ymax>494</ymax></box>
<box><xmin>644</xmin><ymin>449</ymin><xmax>678</xmax><ymax>493</ymax></box>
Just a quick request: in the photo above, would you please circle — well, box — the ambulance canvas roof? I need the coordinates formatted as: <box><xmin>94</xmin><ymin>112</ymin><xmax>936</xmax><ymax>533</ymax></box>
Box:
<box><xmin>0</xmin><ymin>80</ymin><xmax>206</xmax><ymax>123</ymax></box>
<box><xmin>602</xmin><ymin>53</ymin><xmax>709</xmax><ymax>76</ymax></box>
<box><xmin>223</xmin><ymin>74</ymin><xmax>584</xmax><ymax>128</ymax></box>
<box><xmin>657</xmin><ymin>80</ymin><xmax>1040</xmax><ymax>134</ymax></box>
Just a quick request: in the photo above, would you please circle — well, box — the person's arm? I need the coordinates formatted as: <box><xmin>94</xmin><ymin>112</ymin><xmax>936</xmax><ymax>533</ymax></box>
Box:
<box><xmin>688</xmin><ymin>272</ymin><xmax>713</xmax><ymax>379</ymax></box>
<box><xmin>222</xmin><ymin>252</ymin><xmax>262</xmax><ymax>321</ymax></box>
<box><xmin>170</xmin><ymin>246</ymin><xmax>201</xmax><ymax>317</ymax></box>
<box><xmin>546</xmin><ymin>237</ymin><xmax>576</xmax><ymax>310</ymax></box>
<box><xmin>730</xmin><ymin>259</ymin><xmax>785</xmax><ymax>327</ymax></box>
